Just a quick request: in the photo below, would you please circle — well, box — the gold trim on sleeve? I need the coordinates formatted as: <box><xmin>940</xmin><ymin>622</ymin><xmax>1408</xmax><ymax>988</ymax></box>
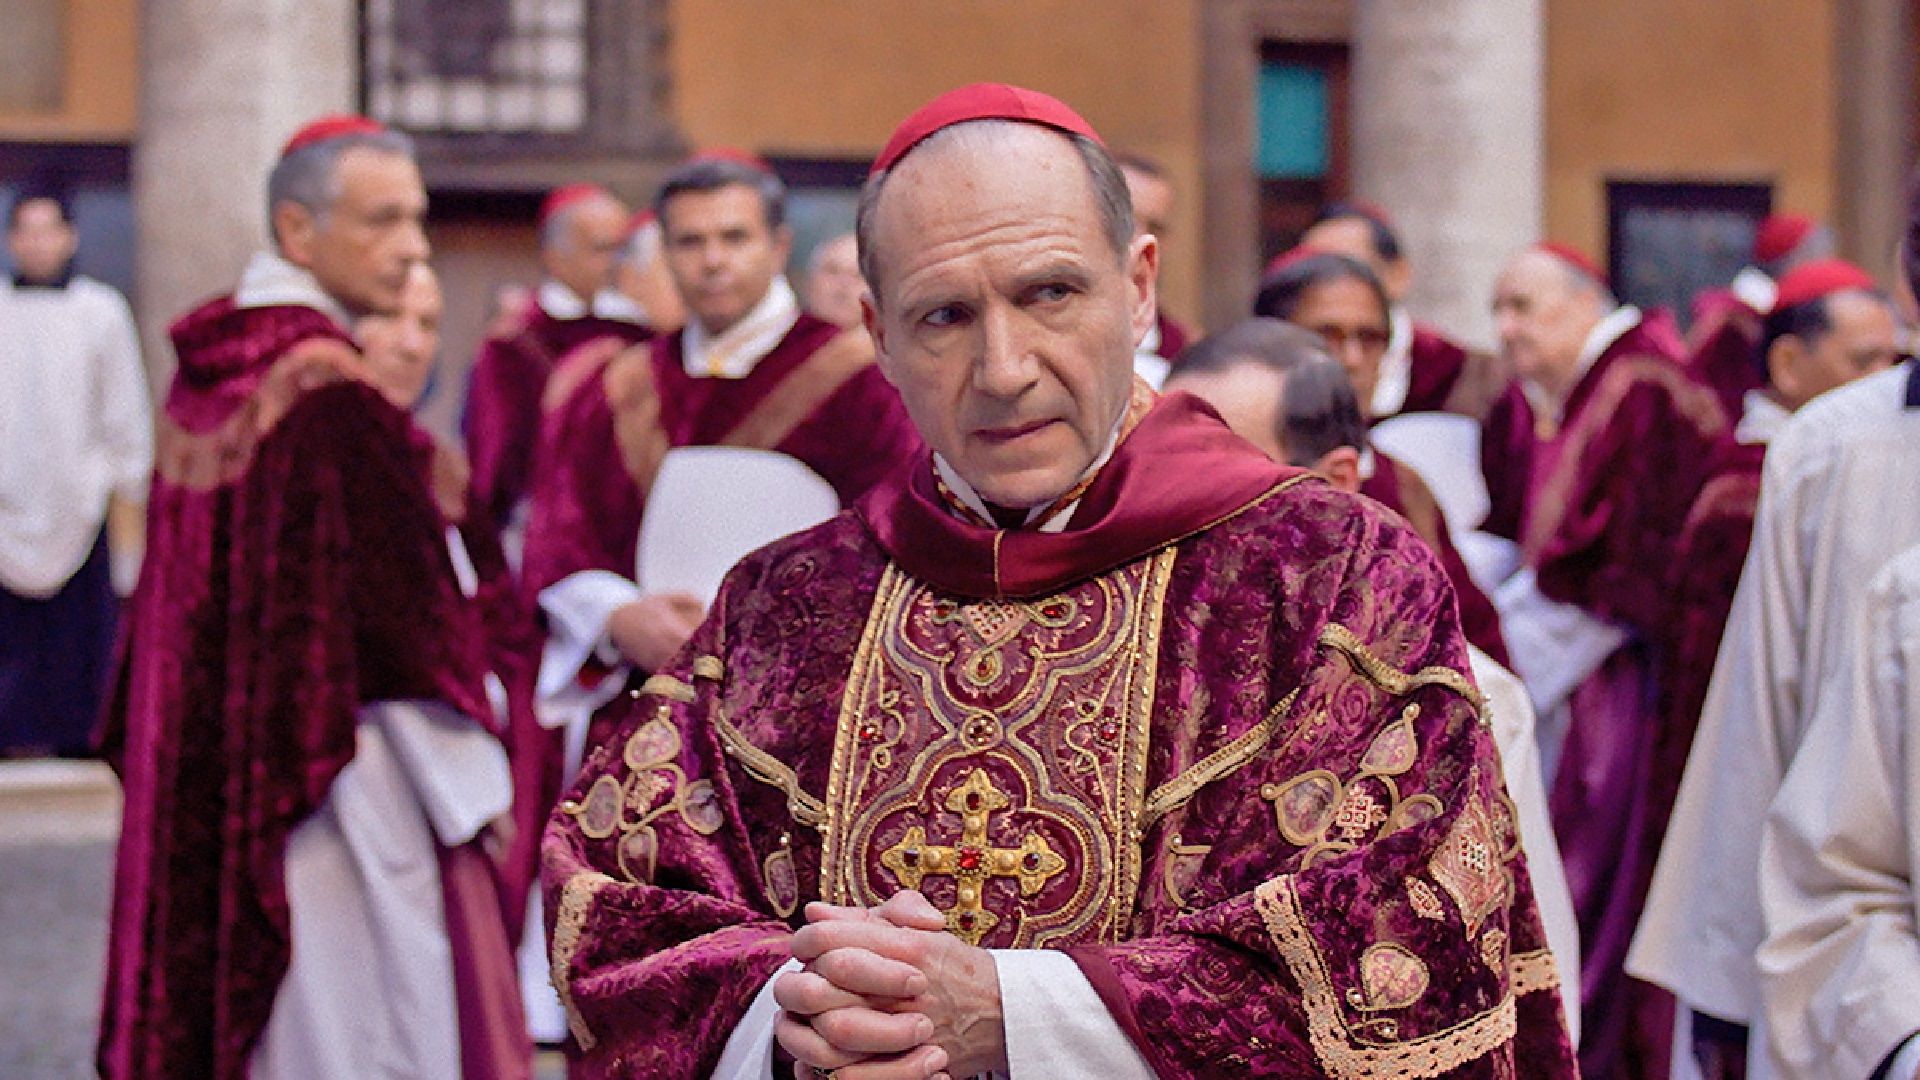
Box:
<box><xmin>691</xmin><ymin>655</ymin><xmax>726</xmax><ymax>682</ymax></box>
<box><xmin>1509</xmin><ymin>948</ymin><xmax>1560</xmax><ymax>997</ymax></box>
<box><xmin>713</xmin><ymin>706</ymin><xmax>827</xmax><ymax>829</ymax></box>
<box><xmin>1253</xmin><ymin>875</ymin><xmax>1517</xmax><ymax>1078</ymax></box>
<box><xmin>1141</xmin><ymin>688</ymin><xmax>1301</xmax><ymax>833</ymax></box>
<box><xmin>639</xmin><ymin>674</ymin><xmax>697</xmax><ymax>703</ymax></box>
<box><xmin>549</xmin><ymin>870</ymin><xmax>617</xmax><ymax>1051</ymax></box>
<box><xmin>1318</xmin><ymin>624</ymin><xmax>1486</xmax><ymax>720</ymax></box>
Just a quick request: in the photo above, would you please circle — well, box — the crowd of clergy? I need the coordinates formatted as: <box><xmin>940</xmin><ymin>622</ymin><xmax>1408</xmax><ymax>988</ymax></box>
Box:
<box><xmin>4</xmin><ymin>78</ymin><xmax>1920</xmax><ymax>1080</ymax></box>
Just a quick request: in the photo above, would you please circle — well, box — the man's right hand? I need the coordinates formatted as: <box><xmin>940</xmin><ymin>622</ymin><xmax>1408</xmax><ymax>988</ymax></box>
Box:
<box><xmin>604</xmin><ymin>593</ymin><xmax>706</xmax><ymax>671</ymax></box>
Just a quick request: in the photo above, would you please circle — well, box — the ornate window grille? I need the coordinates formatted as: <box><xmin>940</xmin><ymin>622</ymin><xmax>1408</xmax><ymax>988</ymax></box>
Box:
<box><xmin>363</xmin><ymin>0</ymin><xmax>590</xmax><ymax>135</ymax></box>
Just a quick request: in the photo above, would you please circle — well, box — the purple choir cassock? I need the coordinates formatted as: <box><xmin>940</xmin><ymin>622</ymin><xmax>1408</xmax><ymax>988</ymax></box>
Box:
<box><xmin>1361</xmin><ymin>451</ymin><xmax>1511</xmax><ymax>666</ymax></box>
<box><xmin>1685</xmin><ymin>290</ymin><xmax>1766</xmax><ymax>423</ymax></box>
<box><xmin>501</xmin><ymin>314</ymin><xmax>922</xmax><ymax>918</ymax></box>
<box><xmin>541</xmin><ymin>391</ymin><xmax>1578</xmax><ymax>1078</ymax></box>
<box><xmin>97</xmin><ymin>299</ymin><xmax>528</xmax><ymax>1080</ymax></box>
<box><xmin>464</xmin><ymin>303</ymin><xmax>653</xmax><ymax>534</ymax></box>
<box><xmin>1156</xmin><ymin>310</ymin><xmax>1192</xmax><ymax>362</ymax></box>
<box><xmin>1481</xmin><ymin>315</ymin><xmax>1729</xmax><ymax>1080</ymax></box>
<box><xmin>1390</xmin><ymin>322</ymin><xmax>1515</xmax><ymax>423</ymax></box>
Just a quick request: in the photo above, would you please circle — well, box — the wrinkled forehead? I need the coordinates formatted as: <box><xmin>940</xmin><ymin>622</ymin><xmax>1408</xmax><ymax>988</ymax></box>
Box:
<box><xmin>870</xmin><ymin>121</ymin><xmax>1100</xmax><ymax>247</ymax></box>
<box><xmin>1495</xmin><ymin>252</ymin><xmax>1579</xmax><ymax>302</ymax></box>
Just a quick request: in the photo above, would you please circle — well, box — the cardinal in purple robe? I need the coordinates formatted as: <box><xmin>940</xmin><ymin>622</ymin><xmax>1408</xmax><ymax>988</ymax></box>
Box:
<box><xmin>463</xmin><ymin>184</ymin><xmax>654</xmax><ymax>542</ymax></box>
<box><xmin>542</xmin><ymin>83</ymin><xmax>1576</xmax><ymax>1080</ymax></box>
<box><xmin>1480</xmin><ymin>241</ymin><xmax>1731</xmax><ymax>1079</ymax></box>
<box><xmin>97</xmin><ymin>117</ymin><xmax>528</xmax><ymax>1080</ymax></box>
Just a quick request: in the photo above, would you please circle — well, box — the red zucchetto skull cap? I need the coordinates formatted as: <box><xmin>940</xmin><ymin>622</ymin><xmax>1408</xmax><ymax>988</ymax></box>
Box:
<box><xmin>280</xmin><ymin>114</ymin><xmax>390</xmax><ymax>158</ymax></box>
<box><xmin>871</xmin><ymin>83</ymin><xmax>1104</xmax><ymax>176</ymax></box>
<box><xmin>1772</xmin><ymin>257</ymin><xmax>1878</xmax><ymax>310</ymax></box>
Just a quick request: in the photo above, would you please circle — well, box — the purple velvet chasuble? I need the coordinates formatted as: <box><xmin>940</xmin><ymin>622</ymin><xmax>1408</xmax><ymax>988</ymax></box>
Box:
<box><xmin>542</xmin><ymin>393</ymin><xmax>1576</xmax><ymax>1078</ymax></box>
<box><xmin>1481</xmin><ymin>320</ymin><xmax>1729</xmax><ymax>1079</ymax></box>
<box><xmin>98</xmin><ymin>299</ymin><xmax>515</xmax><ymax>1079</ymax></box>
<box><xmin>464</xmin><ymin>304</ymin><xmax>653</xmax><ymax>534</ymax></box>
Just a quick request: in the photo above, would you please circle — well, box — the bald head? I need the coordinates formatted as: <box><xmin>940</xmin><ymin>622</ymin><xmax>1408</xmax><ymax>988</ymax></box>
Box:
<box><xmin>855</xmin><ymin>118</ymin><xmax>1158</xmax><ymax>512</ymax></box>
<box><xmin>857</xmin><ymin>120</ymin><xmax>1134</xmax><ymax>297</ymax></box>
<box><xmin>1491</xmin><ymin>249</ymin><xmax>1614</xmax><ymax>398</ymax></box>
<box><xmin>542</xmin><ymin>190</ymin><xmax>630</xmax><ymax>303</ymax></box>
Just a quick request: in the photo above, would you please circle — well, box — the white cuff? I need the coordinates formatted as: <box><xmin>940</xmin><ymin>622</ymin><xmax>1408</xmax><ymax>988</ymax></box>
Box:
<box><xmin>1493</xmin><ymin>566</ymin><xmax>1630</xmax><ymax>717</ymax></box>
<box><xmin>537</xmin><ymin>570</ymin><xmax>643</xmax><ymax>701</ymax></box>
<box><xmin>990</xmin><ymin>949</ymin><xmax>1154</xmax><ymax>1079</ymax></box>
<box><xmin>711</xmin><ymin>958</ymin><xmax>800</xmax><ymax>1080</ymax></box>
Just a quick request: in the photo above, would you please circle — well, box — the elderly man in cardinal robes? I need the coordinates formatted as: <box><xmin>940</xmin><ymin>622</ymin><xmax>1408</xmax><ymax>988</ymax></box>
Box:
<box><xmin>512</xmin><ymin>152</ymin><xmax>921</xmax><ymax>1038</ymax></box>
<box><xmin>1632</xmin><ymin>198</ymin><xmax>1920</xmax><ymax>1080</ymax></box>
<box><xmin>0</xmin><ymin>188</ymin><xmax>151</xmax><ymax>757</ymax></box>
<box><xmin>1756</xmin><ymin>540</ymin><xmax>1920</xmax><ymax>1080</ymax></box>
<box><xmin>1478</xmin><ymin>241</ymin><xmax>1728</xmax><ymax>1079</ymax></box>
<box><xmin>541</xmin><ymin>82</ymin><xmax>1576</xmax><ymax>1080</ymax></box>
<box><xmin>1685</xmin><ymin>213</ymin><xmax>1839</xmax><ymax>421</ymax></box>
<box><xmin>465</xmin><ymin>183</ymin><xmax>653</xmax><ymax>548</ymax></box>
<box><xmin>1300</xmin><ymin>202</ymin><xmax>1513</xmax><ymax>422</ymax></box>
<box><xmin>1164</xmin><ymin>318</ymin><xmax>1581</xmax><ymax>1029</ymax></box>
<box><xmin>97</xmin><ymin>116</ymin><xmax>529</xmax><ymax>1080</ymax></box>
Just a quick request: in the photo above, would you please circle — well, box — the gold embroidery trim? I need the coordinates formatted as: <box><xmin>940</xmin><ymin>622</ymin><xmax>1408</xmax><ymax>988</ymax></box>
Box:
<box><xmin>1509</xmin><ymin>948</ymin><xmax>1560</xmax><ymax>997</ymax></box>
<box><xmin>640</xmin><ymin>674</ymin><xmax>697</xmax><ymax>703</ymax></box>
<box><xmin>1141</xmin><ymin>688</ymin><xmax>1301</xmax><ymax>833</ymax></box>
<box><xmin>692</xmin><ymin>655</ymin><xmax>726</xmax><ymax>682</ymax></box>
<box><xmin>1253</xmin><ymin>876</ymin><xmax>1516</xmax><ymax>1078</ymax></box>
<box><xmin>819</xmin><ymin>564</ymin><xmax>915</xmax><ymax>898</ymax></box>
<box><xmin>714</xmin><ymin>705</ymin><xmax>827</xmax><ymax>829</ymax></box>
<box><xmin>1319</xmin><ymin>623</ymin><xmax>1486</xmax><ymax>719</ymax></box>
<box><xmin>550</xmin><ymin>870</ymin><xmax>616</xmax><ymax>1051</ymax></box>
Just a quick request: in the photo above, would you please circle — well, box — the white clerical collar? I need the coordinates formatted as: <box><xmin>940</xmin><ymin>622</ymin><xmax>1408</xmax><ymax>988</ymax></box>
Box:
<box><xmin>1730</xmin><ymin>266</ymin><xmax>1778</xmax><ymax>314</ymax></box>
<box><xmin>932</xmin><ymin>402</ymin><xmax>1130</xmax><ymax>534</ymax></box>
<box><xmin>1132</xmin><ymin>318</ymin><xmax>1170</xmax><ymax>389</ymax></box>
<box><xmin>1372</xmin><ymin>306</ymin><xmax>1415</xmax><ymax>417</ymax></box>
<box><xmin>234</xmin><ymin>251</ymin><xmax>351</xmax><ymax>329</ymax></box>
<box><xmin>538</xmin><ymin>280</ymin><xmax>646</xmax><ymax>324</ymax></box>
<box><xmin>1735</xmin><ymin>389</ymin><xmax>1792</xmax><ymax>445</ymax></box>
<box><xmin>1525</xmin><ymin>304</ymin><xmax>1641</xmax><ymax>422</ymax></box>
<box><xmin>682</xmin><ymin>276</ymin><xmax>801</xmax><ymax>379</ymax></box>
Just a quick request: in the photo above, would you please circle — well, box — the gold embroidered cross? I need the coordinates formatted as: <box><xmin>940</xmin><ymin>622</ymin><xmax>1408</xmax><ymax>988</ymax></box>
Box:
<box><xmin>879</xmin><ymin>768</ymin><xmax>1066</xmax><ymax>945</ymax></box>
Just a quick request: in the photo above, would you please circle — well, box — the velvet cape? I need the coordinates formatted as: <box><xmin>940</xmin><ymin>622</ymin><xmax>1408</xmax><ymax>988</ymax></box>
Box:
<box><xmin>501</xmin><ymin>316</ymin><xmax>922</xmax><ymax>924</ymax></box>
<box><xmin>464</xmin><ymin>304</ymin><xmax>653</xmax><ymax>533</ymax></box>
<box><xmin>1480</xmin><ymin>317</ymin><xmax>1730</xmax><ymax>1079</ymax></box>
<box><xmin>541</xmin><ymin>392</ymin><xmax>1577</xmax><ymax>1078</ymax></box>
<box><xmin>1360</xmin><ymin>452</ymin><xmax>1511</xmax><ymax>666</ymax></box>
<box><xmin>97</xmin><ymin>299</ymin><xmax>500</xmax><ymax>1079</ymax></box>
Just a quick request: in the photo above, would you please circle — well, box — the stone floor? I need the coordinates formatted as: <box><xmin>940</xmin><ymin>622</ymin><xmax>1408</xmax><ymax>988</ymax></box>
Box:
<box><xmin>0</xmin><ymin>759</ymin><xmax>567</xmax><ymax>1079</ymax></box>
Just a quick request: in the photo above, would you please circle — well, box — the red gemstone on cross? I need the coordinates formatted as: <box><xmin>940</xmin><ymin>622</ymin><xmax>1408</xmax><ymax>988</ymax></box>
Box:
<box><xmin>1098</xmin><ymin>721</ymin><xmax>1120</xmax><ymax>741</ymax></box>
<box><xmin>957</xmin><ymin>847</ymin><xmax>983</xmax><ymax>871</ymax></box>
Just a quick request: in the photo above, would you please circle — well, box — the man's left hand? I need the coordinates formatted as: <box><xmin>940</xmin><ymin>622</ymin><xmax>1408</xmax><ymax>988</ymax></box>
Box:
<box><xmin>783</xmin><ymin>891</ymin><xmax>1007</xmax><ymax>1079</ymax></box>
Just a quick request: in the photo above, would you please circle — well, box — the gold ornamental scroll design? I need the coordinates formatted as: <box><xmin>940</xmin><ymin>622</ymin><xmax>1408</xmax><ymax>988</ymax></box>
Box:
<box><xmin>558</xmin><ymin>706</ymin><xmax>725</xmax><ymax>886</ymax></box>
<box><xmin>1253</xmin><ymin>876</ymin><xmax>1517</xmax><ymax>1079</ymax></box>
<box><xmin>820</xmin><ymin>551</ymin><xmax>1176</xmax><ymax>949</ymax></box>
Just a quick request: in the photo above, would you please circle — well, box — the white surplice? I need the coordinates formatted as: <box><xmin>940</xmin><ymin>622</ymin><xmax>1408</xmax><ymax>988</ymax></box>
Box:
<box><xmin>0</xmin><ymin>276</ymin><xmax>151</xmax><ymax>597</ymax></box>
<box><xmin>251</xmin><ymin>699</ymin><xmax>513</xmax><ymax>1080</ymax></box>
<box><xmin>1757</xmin><ymin>544</ymin><xmax>1920</xmax><ymax>1080</ymax></box>
<box><xmin>1630</xmin><ymin>362</ymin><xmax>1920</xmax><ymax>1047</ymax></box>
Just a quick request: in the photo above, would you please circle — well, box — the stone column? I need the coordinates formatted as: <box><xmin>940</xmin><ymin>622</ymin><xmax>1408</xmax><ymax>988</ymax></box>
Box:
<box><xmin>1833</xmin><ymin>0</ymin><xmax>1913</xmax><ymax>284</ymax></box>
<box><xmin>134</xmin><ymin>0</ymin><xmax>357</xmax><ymax>384</ymax></box>
<box><xmin>1350</xmin><ymin>0</ymin><xmax>1543</xmax><ymax>349</ymax></box>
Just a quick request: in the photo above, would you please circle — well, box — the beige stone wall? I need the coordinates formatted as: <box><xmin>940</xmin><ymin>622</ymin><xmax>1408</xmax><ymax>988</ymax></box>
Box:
<box><xmin>0</xmin><ymin>0</ymin><xmax>139</xmax><ymax>141</ymax></box>
<box><xmin>133</xmin><ymin>0</ymin><xmax>357</xmax><ymax>383</ymax></box>
<box><xmin>1544</xmin><ymin>0</ymin><xmax>1839</xmax><ymax>264</ymax></box>
<box><xmin>667</xmin><ymin>0</ymin><xmax>1208</xmax><ymax>325</ymax></box>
